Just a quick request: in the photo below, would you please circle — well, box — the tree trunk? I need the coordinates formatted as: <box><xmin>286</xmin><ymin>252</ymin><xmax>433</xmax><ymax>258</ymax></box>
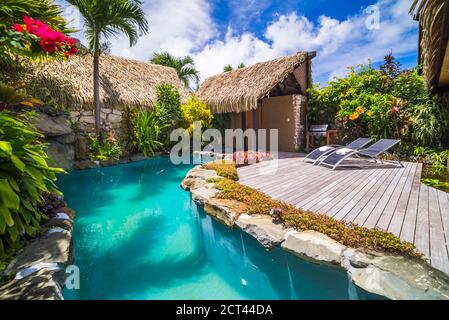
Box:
<box><xmin>93</xmin><ymin>35</ymin><xmax>101</xmax><ymax>135</ymax></box>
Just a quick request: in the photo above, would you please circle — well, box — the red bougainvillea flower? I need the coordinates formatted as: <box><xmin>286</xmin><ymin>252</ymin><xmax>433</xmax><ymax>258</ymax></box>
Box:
<box><xmin>13</xmin><ymin>16</ymin><xmax>77</xmax><ymax>58</ymax></box>
<box><xmin>12</xmin><ymin>24</ymin><xmax>24</xmax><ymax>32</ymax></box>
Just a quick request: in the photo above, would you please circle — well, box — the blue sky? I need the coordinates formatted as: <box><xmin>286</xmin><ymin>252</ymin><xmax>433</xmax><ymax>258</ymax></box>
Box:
<box><xmin>61</xmin><ymin>0</ymin><xmax>419</xmax><ymax>85</ymax></box>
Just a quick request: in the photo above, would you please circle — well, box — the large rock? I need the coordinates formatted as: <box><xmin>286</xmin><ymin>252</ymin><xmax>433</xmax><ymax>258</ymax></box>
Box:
<box><xmin>44</xmin><ymin>141</ymin><xmax>75</xmax><ymax>170</ymax></box>
<box><xmin>191</xmin><ymin>187</ymin><xmax>218</xmax><ymax>206</ymax></box>
<box><xmin>343</xmin><ymin>249</ymin><xmax>449</xmax><ymax>300</ymax></box>
<box><xmin>204</xmin><ymin>198</ymin><xmax>247</xmax><ymax>227</ymax></box>
<box><xmin>4</xmin><ymin>231</ymin><xmax>72</xmax><ymax>277</ymax></box>
<box><xmin>75</xmin><ymin>135</ymin><xmax>90</xmax><ymax>160</ymax></box>
<box><xmin>281</xmin><ymin>230</ymin><xmax>347</xmax><ymax>266</ymax></box>
<box><xmin>181</xmin><ymin>177</ymin><xmax>206</xmax><ymax>191</ymax></box>
<box><xmin>236</xmin><ymin>214</ymin><xmax>289</xmax><ymax>248</ymax></box>
<box><xmin>0</xmin><ymin>269</ymin><xmax>63</xmax><ymax>300</ymax></box>
<box><xmin>186</xmin><ymin>167</ymin><xmax>221</xmax><ymax>180</ymax></box>
<box><xmin>73</xmin><ymin>159</ymin><xmax>98</xmax><ymax>170</ymax></box>
<box><xmin>33</xmin><ymin>113</ymin><xmax>73</xmax><ymax>137</ymax></box>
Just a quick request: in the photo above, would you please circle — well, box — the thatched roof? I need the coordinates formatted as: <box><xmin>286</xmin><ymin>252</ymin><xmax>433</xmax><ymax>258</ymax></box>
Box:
<box><xmin>197</xmin><ymin>52</ymin><xmax>314</xmax><ymax>113</ymax></box>
<box><xmin>411</xmin><ymin>0</ymin><xmax>449</xmax><ymax>91</ymax></box>
<box><xmin>33</xmin><ymin>54</ymin><xmax>190</xmax><ymax>110</ymax></box>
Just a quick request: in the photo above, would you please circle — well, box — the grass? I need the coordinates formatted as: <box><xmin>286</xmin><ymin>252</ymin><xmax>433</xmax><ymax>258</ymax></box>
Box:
<box><xmin>211</xmin><ymin>178</ymin><xmax>419</xmax><ymax>257</ymax></box>
<box><xmin>203</xmin><ymin>160</ymin><xmax>238</xmax><ymax>181</ymax></box>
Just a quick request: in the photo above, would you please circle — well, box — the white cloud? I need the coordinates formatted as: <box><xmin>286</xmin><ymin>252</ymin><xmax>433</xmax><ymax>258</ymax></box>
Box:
<box><xmin>62</xmin><ymin>0</ymin><xmax>418</xmax><ymax>85</ymax></box>
<box><xmin>190</xmin><ymin>0</ymin><xmax>418</xmax><ymax>83</ymax></box>
<box><xmin>109</xmin><ymin>0</ymin><xmax>216</xmax><ymax>60</ymax></box>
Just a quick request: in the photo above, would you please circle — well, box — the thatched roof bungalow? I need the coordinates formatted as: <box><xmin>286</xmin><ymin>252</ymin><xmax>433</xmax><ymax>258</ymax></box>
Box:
<box><xmin>35</xmin><ymin>54</ymin><xmax>190</xmax><ymax>110</ymax></box>
<box><xmin>411</xmin><ymin>0</ymin><xmax>449</xmax><ymax>92</ymax></box>
<box><xmin>198</xmin><ymin>52</ymin><xmax>315</xmax><ymax>114</ymax></box>
<box><xmin>197</xmin><ymin>52</ymin><xmax>316</xmax><ymax>152</ymax></box>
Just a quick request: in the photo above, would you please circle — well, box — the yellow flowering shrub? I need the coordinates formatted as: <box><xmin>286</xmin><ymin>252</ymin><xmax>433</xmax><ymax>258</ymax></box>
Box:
<box><xmin>181</xmin><ymin>95</ymin><xmax>213</xmax><ymax>135</ymax></box>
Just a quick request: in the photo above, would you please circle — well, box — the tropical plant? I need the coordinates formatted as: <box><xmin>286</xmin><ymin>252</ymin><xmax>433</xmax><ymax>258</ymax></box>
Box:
<box><xmin>88</xmin><ymin>131</ymin><xmax>122</xmax><ymax>161</ymax></box>
<box><xmin>307</xmin><ymin>54</ymin><xmax>446</xmax><ymax>147</ymax></box>
<box><xmin>223</xmin><ymin>63</ymin><xmax>245</xmax><ymax>72</ymax></box>
<box><xmin>153</xmin><ymin>83</ymin><xmax>181</xmax><ymax>147</ymax></box>
<box><xmin>150</xmin><ymin>52</ymin><xmax>199</xmax><ymax>89</ymax></box>
<box><xmin>126</xmin><ymin>107</ymin><xmax>168</xmax><ymax>156</ymax></box>
<box><xmin>408</xmin><ymin>95</ymin><xmax>445</xmax><ymax>147</ymax></box>
<box><xmin>0</xmin><ymin>83</ymin><xmax>42</xmax><ymax>111</ymax></box>
<box><xmin>180</xmin><ymin>95</ymin><xmax>213</xmax><ymax>135</ymax></box>
<box><xmin>67</xmin><ymin>0</ymin><xmax>149</xmax><ymax>134</ymax></box>
<box><xmin>0</xmin><ymin>0</ymin><xmax>68</xmax><ymax>31</ymax></box>
<box><xmin>0</xmin><ymin>112</ymin><xmax>65</xmax><ymax>256</ymax></box>
<box><xmin>223</xmin><ymin>64</ymin><xmax>233</xmax><ymax>72</ymax></box>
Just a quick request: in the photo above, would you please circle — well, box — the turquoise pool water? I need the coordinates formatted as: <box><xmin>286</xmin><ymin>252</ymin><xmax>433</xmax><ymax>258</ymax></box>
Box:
<box><xmin>59</xmin><ymin>157</ymin><xmax>381</xmax><ymax>300</ymax></box>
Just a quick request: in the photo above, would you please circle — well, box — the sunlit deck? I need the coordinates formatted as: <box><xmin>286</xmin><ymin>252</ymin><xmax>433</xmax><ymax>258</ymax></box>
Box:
<box><xmin>237</xmin><ymin>152</ymin><xmax>449</xmax><ymax>274</ymax></box>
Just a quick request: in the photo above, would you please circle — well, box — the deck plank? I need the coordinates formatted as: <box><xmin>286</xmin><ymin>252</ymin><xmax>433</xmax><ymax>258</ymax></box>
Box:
<box><xmin>387</xmin><ymin>164</ymin><xmax>418</xmax><ymax>235</ymax></box>
<box><xmin>428</xmin><ymin>187</ymin><xmax>449</xmax><ymax>274</ymax></box>
<box><xmin>352</xmin><ymin>165</ymin><xmax>404</xmax><ymax>226</ymax></box>
<box><xmin>375</xmin><ymin>163</ymin><xmax>413</xmax><ymax>231</ymax></box>
<box><xmin>414</xmin><ymin>184</ymin><xmax>430</xmax><ymax>259</ymax></box>
<box><xmin>399</xmin><ymin>164</ymin><xmax>422</xmax><ymax>243</ymax></box>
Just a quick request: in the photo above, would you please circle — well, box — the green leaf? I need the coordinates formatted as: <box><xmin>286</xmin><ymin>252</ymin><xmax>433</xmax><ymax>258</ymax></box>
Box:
<box><xmin>0</xmin><ymin>179</ymin><xmax>20</xmax><ymax>212</ymax></box>
<box><xmin>0</xmin><ymin>141</ymin><xmax>12</xmax><ymax>155</ymax></box>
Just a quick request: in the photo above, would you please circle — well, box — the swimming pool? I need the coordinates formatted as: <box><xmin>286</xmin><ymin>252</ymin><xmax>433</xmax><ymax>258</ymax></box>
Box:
<box><xmin>58</xmin><ymin>157</ymin><xmax>382</xmax><ymax>300</ymax></box>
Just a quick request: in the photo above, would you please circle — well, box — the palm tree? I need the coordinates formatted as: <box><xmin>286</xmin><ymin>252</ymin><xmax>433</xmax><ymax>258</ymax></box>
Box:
<box><xmin>223</xmin><ymin>64</ymin><xmax>233</xmax><ymax>72</ymax></box>
<box><xmin>150</xmin><ymin>52</ymin><xmax>199</xmax><ymax>89</ymax></box>
<box><xmin>67</xmin><ymin>0</ymin><xmax>149</xmax><ymax>134</ymax></box>
<box><xmin>223</xmin><ymin>63</ymin><xmax>245</xmax><ymax>73</ymax></box>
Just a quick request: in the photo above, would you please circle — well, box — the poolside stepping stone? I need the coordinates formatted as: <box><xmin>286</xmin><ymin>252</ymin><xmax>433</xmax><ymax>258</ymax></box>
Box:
<box><xmin>281</xmin><ymin>230</ymin><xmax>347</xmax><ymax>266</ymax></box>
<box><xmin>236</xmin><ymin>214</ymin><xmax>289</xmax><ymax>248</ymax></box>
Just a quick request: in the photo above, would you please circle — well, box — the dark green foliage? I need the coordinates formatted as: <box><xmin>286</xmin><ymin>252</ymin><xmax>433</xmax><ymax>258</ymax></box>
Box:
<box><xmin>125</xmin><ymin>107</ymin><xmax>168</xmax><ymax>157</ymax></box>
<box><xmin>0</xmin><ymin>112</ymin><xmax>65</xmax><ymax>257</ymax></box>
<box><xmin>154</xmin><ymin>83</ymin><xmax>181</xmax><ymax>148</ymax></box>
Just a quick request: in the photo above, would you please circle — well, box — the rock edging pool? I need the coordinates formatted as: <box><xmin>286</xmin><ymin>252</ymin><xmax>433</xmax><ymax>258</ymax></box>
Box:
<box><xmin>182</xmin><ymin>165</ymin><xmax>449</xmax><ymax>300</ymax></box>
<box><xmin>0</xmin><ymin>206</ymin><xmax>75</xmax><ymax>300</ymax></box>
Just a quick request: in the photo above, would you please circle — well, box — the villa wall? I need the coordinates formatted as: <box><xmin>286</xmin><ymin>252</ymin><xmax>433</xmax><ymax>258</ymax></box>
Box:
<box><xmin>226</xmin><ymin>94</ymin><xmax>307</xmax><ymax>152</ymax></box>
<box><xmin>260</xmin><ymin>94</ymin><xmax>306</xmax><ymax>152</ymax></box>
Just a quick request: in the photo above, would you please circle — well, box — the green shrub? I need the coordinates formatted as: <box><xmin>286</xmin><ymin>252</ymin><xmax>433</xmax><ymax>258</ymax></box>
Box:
<box><xmin>307</xmin><ymin>54</ymin><xmax>446</xmax><ymax>148</ymax></box>
<box><xmin>212</xmin><ymin>178</ymin><xmax>418</xmax><ymax>257</ymax></box>
<box><xmin>154</xmin><ymin>83</ymin><xmax>181</xmax><ymax>147</ymax></box>
<box><xmin>181</xmin><ymin>95</ymin><xmax>213</xmax><ymax>135</ymax></box>
<box><xmin>88</xmin><ymin>131</ymin><xmax>122</xmax><ymax>161</ymax></box>
<box><xmin>0</xmin><ymin>112</ymin><xmax>65</xmax><ymax>257</ymax></box>
<box><xmin>125</xmin><ymin>107</ymin><xmax>168</xmax><ymax>156</ymax></box>
<box><xmin>203</xmin><ymin>161</ymin><xmax>238</xmax><ymax>181</ymax></box>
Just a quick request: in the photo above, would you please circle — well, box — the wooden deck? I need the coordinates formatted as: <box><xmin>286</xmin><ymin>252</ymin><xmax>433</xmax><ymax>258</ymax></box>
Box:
<box><xmin>237</xmin><ymin>152</ymin><xmax>449</xmax><ymax>274</ymax></box>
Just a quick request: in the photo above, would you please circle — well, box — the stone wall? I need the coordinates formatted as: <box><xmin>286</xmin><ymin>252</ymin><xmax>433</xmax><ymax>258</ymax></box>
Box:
<box><xmin>69</xmin><ymin>108</ymin><xmax>124</xmax><ymax>134</ymax></box>
<box><xmin>33</xmin><ymin>113</ymin><xmax>76</xmax><ymax>170</ymax></box>
<box><xmin>32</xmin><ymin>108</ymin><xmax>130</xmax><ymax>170</ymax></box>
